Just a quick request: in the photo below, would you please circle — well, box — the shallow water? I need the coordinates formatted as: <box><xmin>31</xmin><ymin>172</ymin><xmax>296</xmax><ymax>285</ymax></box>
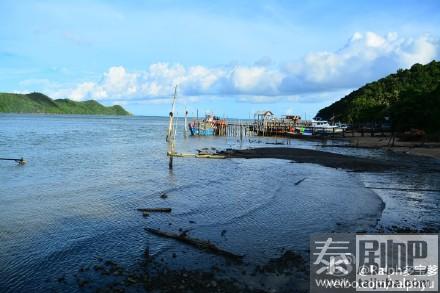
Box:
<box><xmin>0</xmin><ymin>114</ymin><xmax>439</xmax><ymax>291</ymax></box>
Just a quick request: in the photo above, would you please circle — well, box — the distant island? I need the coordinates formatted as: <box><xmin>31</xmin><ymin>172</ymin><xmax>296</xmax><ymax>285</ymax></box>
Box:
<box><xmin>317</xmin><ymin>60</ymin><xmax>440</xmax><ymax>135</ymax></box>
<box><xmin>0</xmin><ymin>92</ymin><xmax>131</xmax><ymax>115</ymax></box>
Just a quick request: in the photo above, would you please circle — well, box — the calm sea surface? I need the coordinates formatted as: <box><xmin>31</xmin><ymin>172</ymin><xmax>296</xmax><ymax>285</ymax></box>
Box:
<box><xmin>1</xmin><ymin>115</ymin><xmax>439</xmax><ymax>291</ymax></box>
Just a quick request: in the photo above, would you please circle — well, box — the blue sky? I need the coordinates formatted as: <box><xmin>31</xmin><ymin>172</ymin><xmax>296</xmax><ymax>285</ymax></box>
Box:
<box><xmin>1</xmin><ymin>0</ymin><xmax>439</xmax><ymax>117</ymax></box>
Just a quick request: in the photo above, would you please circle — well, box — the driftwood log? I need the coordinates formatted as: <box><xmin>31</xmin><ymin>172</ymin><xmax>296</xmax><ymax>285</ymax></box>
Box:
<box><xmin>137</xmin><ymin>208</ymin><xmax>172</xmax><ymax>213</ymax></box>
<box><xmin>0</xmin><ymin>157</ymin><xmax>26</xmax><ymax>165</ymax></box>
<box><xmin>294</xmin><ymin>178</ymin><xmax>306</xmax><ymax>186</ymax></box>
<box><xmin>144</xmin><ymin>228</ymin><xmax>243</xmax><ymax>262</ymax></box>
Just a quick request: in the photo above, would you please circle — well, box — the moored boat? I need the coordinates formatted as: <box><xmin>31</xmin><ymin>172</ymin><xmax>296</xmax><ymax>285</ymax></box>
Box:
<box><xmin>310</xmin><ymin>119</ymin><xmax>344</xmax><ymax>134</ymax></box>
<box><xmin>286</xmin><ymin>119</ymin><xmax>344</xmax><ymax>137</ymax></box>
<box><xmin>189</xmin><ymin>114</ymin><xmax>226</xmax><ymax>136</ymax></box>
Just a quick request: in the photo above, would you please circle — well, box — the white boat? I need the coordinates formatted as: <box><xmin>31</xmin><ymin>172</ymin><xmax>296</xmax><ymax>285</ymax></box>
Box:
<box><xmin>310</xmin><ymin>119</ymin><xmax>344</xmax><ymax>134</ymax></box>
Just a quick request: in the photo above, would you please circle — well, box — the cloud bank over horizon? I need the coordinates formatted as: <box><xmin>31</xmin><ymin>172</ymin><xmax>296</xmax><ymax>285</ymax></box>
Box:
<box><xmin>55</xmin><ymin>32</ymin><xmax>438</xmax><ymax>106</ymax></box>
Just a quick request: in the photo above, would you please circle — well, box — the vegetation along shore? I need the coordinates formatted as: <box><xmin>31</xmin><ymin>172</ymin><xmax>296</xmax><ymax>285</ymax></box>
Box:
<box><xmin>0</xmin><ymin>92</ymin><xmax>130</xmax><ymax>115</ymax></box>
<box><xmin>317</xmin><ymin>61</ymin><xmax>440</xmax><ymax>141</ymax></box>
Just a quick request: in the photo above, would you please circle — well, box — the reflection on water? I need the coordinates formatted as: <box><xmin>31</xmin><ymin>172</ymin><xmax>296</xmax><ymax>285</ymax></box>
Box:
<box><xmin>0</xmin><ymin>114</ymin><xmax>439</xmax><ymax>291</ymax></box>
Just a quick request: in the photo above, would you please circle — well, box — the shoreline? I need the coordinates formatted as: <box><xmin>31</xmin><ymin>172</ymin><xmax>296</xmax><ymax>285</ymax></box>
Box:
<box><xmin>221</xmin><ymin>147</ymin><xmax>399</xmax><ymax>172</ymax></box>
<box><xmin>346</xmin><ymin>136</ymin><xmax>440</xmax><ymax>160</ymax></box>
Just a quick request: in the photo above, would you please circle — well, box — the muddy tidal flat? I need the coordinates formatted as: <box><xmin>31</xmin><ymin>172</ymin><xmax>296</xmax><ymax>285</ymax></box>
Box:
<box><xmin>1</xmin><ymin>115</ymin><xmax>439</xmax><ymax>292</ymax></box>
<box><xmin>221</xmin><ymin>147</ymin><xmax>404</xmax><ymax>172</ymax></box>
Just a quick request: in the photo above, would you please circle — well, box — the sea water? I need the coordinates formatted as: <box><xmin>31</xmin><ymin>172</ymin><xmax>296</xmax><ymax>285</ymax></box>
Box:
<box><xmin>0</xmin><ymin>114</ymin><xmax>439</xmax><ymax>291</ymax></box>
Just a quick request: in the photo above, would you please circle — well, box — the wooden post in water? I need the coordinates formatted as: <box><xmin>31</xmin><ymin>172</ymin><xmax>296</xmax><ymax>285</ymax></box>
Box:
<box><xmin>239</xmin><ymin>120</ymin><xmax>243</xmax><ymax>142</ymax></box>
<box><xmin>184</xmin><ymin>109</ymin><xmax>188</xmax><ymax>138</ymax></box>
<box><xmin>167</xmin><ymin>86</ymin><xmax>177</xmax><ymax>169</ymax></box>
<box><xmin>167</xmin><ymin>111</ymin><xmax>174</xmax><ymax>169</ymax></box>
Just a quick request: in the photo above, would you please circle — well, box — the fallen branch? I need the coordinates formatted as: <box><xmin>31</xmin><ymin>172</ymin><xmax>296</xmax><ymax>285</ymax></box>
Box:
<box><xmin>0</xmin><ymin>157</ymin><xmax>26</xmax><ymax>165</ymax></box>
<box><xmin>294</xmin><ymin>178</ymin><xmax>306</xmax><ymax>186</ymax></box>
<box><xmin>137</xmin><ymin>208</ymin><xmax>172</xmax><ymax>213</ymax></box>
<box><xmin>145</xmin><ymin>228</ymin><xmax>243</xmax><ymax>262</ymax></box>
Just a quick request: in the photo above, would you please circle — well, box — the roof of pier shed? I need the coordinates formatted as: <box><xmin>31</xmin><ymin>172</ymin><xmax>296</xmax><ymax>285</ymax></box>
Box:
<box><xmin>254</xmin><ymin>110</ymin><xmax>274</xmax><ymax>117</ymax></box>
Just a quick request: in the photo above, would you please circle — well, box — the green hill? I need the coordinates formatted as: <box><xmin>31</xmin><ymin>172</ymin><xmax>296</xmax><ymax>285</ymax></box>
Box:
<box><xmin>316</xmin><ymin>60</ymin><xmax>440</xmax><ymax>133</ymax></box>
<box><xmin>0</xmin><ymin>92</ymin><xmax>130</xmax><ymax>115</ymax></box>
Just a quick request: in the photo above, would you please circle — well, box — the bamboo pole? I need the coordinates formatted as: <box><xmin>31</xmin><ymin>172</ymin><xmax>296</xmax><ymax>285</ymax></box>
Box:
<box><xmin>184</xmin><ymin>109</ymin><xmax>188</xmax><ymax>138</ymax></box>
<box><xmin>167</xmin><ymin>86</ymin><xmax>177</xmax><ymax>169</ymax></box>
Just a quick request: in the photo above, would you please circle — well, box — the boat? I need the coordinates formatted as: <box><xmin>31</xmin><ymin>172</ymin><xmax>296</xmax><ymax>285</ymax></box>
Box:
<box><xmin>286</xmin><ymin>119</ymin><xmax>344</xmax><ymax>137</ymax></box>
<box><xmin>286</xmin><ymin>127</ymin><xmax>313</xmax><ymax>137</ymax></box>
<box><xmin>188</xmin><ymin>114</ymin><xmax>226</xmax><ymax>136</ymax></box>
<box><xmin>310</xmin><ymin>119</ymin><xmax>344</xmax><ymax>134</ymax></box>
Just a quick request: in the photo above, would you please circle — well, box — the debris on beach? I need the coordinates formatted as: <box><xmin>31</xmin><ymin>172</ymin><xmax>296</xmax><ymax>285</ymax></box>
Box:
<box><xmin>144</xmin><ymin>227</ymin><xmax>243</xmax><ymax>262</ymax></box>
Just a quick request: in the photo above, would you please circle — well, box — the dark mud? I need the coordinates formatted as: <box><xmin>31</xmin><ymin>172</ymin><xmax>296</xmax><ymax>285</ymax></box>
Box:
<box><xmin>61</xmin><ymin>249</ymin><xmax>309</xmax><ymax>293</ymax></box>
<box><xmin>221</xmin><ymin>147</ymin><xmax>401</xmax><ymax>172</ymax></box>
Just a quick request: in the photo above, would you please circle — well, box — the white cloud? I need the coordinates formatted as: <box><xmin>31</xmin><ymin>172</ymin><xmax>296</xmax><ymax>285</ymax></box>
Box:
<box><xmin>70</xmin><ymin>82</ymin><xmax>96</xmax><ymax>101</ymax></box>
<box><xmin>365</xmin><ymin>31</ymin><xmax>386</xmax><ymax>48</ymax></box>
<box><xmin>102</xmin><ymin>66</ymin><xmax>138</xmax><ymax>96</ymax></box>
<box><xmin>231</xmin><ymin>66</ymin><xmax>283</xmax><ymax>94</ymax></box>
<box><xmin>59</xmin><ymin>32</ymin><xmax>438</xmax><ymax>104</ymax></box>
<box><xmin>396</xmin><ymin>35</ymin><xmax>438</xmax><ymax>67</ymax></box>
<box><xmin>281</xmin><ymin>32</ymin><xmax>438</xmax><ymax>92</ymax></box>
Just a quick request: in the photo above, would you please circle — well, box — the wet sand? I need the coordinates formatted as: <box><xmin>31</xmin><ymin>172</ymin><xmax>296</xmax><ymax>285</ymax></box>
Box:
<box><xmin>221</xmin><ymin>147</ymin><xmax>398</xmax><ymax>172</ymax></box>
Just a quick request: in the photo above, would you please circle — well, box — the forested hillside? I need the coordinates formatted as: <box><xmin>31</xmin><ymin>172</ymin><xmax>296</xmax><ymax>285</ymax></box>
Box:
<box><xmin>317</xmin><ymin>60</ymin><xmax>440</xmax><ymax>133</ymax></box>
<box><xmin>0</xmin><ymin>92</ymin><xmax>130</xmax><ymax>115</ymax></box>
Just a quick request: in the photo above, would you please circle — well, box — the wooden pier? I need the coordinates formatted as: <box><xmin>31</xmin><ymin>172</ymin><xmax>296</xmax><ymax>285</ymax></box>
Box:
<box><xmin>187</xmin><ymin>109</ymin><xmax>350</xmax><ymax>139</ymax></box>
<box><xmin>197</xmin><ymin>120</ymin><xmax>348</xmax><ymax>138</ymax></box>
